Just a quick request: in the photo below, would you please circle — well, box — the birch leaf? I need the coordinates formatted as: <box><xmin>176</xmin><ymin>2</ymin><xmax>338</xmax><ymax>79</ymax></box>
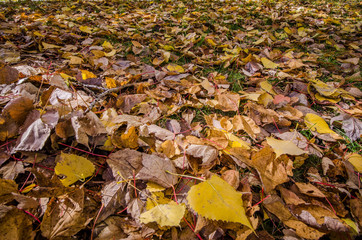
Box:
<box><xmin>187</xmin><ymin>175</ymin><xmax>253</xmax><ymax>229</ymax></box>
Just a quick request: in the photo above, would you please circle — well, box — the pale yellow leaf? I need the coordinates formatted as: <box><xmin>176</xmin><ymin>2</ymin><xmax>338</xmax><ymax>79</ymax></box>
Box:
<box><xmin>69</xmin><ymin>56</ymin><xmax>83</xmax><ymax>65</ymax></box>
<box><xmin>266</xmin><ymin>137</ymin><xmax>307</xmax><ymax>159</ymax></box>
<box><xmin>42</xmin><ymin>42</ymin><xmax>61</xmax><ymax>49</ymax></box>
<box><xmin>166</xmin><ymin>63</ymin><xmax>185</xmax><ymax>73</ymax></box>
<box><xmin>140</xmin><ymin>201</ymin><xmax>185</xmax><ymax>227</ymax></box>
<box><xmin>261</xmin><ymin>57</ymin><xmax>279</xmax><ymax>69</ymax></box>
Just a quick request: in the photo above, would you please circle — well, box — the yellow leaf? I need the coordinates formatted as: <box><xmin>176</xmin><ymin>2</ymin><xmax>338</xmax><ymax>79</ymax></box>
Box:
<box><xmin>120</xmin><ymin>126</ymin><xmax>139</xmax><ymax>149</ymax></box>
<box><xmin>54</xmin><ymin>153</ymin><xmax>95</xmax><ymax>187</ymax></box>
<box><xmin>104</xmin><ymin>49</ymin><xmax>116</xmax><ymax>57</ymax></box>
<box><xmin>206</xmin><ymin>38</ymin><xmax>217</xmax><ymax>47</ymax></box>
<box><xmin>259</xmin><ymin>81</ymin><xmax>277</xmax><ymax>95</ymax></box>
<box><xmin>315</xmin><ymin>93</ymin><xmax>340</xmax><ymax>103</ymax></box>
<box><xmin>79</xmin><ymin>25</ymin><xmax>93</xmax><ymax>34</ymax></box>
<box><xmin>166</xmin><ymin>63</ymin><xmax>185</xmax><ymax>73</ymax></box>
<box><xmin>140</xmin><ymin>201</ymin><xmax>186</xmax><ymax>227</ymax></box>
<box><xmin>20</xmin><ymin>183</ymin><xmax>37</xmax><ymax>193</ymax></box>
<box><xmin>266</xmin><ymin>137</ymin><xmax>307</xmax><ymax>159</ymax></box>
<box><xmin>187</xmin><ymin>175</ymin><xmax>253</xmax><ymax>229</ymax></box>
<box><xmin>105</xmin><ymin>77</ymin><xmax>117</xmax><ymax>89</ymax></box>
<box><xmin>160</xmin><ymin>140</ymin><xmax>178</xmax><ymax>158</ymax></box>
<box><xmin>347</xmin><ymin>153</ymin><xmax>362</xmax><ymax>173</ymax></box>
<box><xmin>147</xmin><ymin>182</ymin><xmax>165</xmax><ymax>193</ymax></box>
<box><xmin>261</xmin><ymin>57</ymin><xmax>279</xmax><ymax>69</ymax></box>
<box><xmin>69</xmin><ymin>56</ymin><xmax>83</xmax><ymax>65</ymax></box>
<box><xmin>102</xmin><ymin>40</ymin><xmax>113</xmax><ymax>50</ymax></box>
<box><xmin>304</xmin><ymin>113</ymin><xmax>339</xmax><ymax>138</ymax></box>
<box><xmin>33</xmin><ymin>31</ymin><xmax>44</xmax><ymax>37</ymax></box>
<box><xmin>342</xmin><ymin>218</ymin><xmax>359</xmax><ymax>235</ymax></box>
<box><xmin>311</xmin><ymin>80</ymin><xmax>340</xmax><ymax>97</ymax></box>
<box><xmin>80</xmin><ymin>69</ymin><xmax>97</xmax><ymax>80</ymax></box>
<box><xmin>42</xmin><ymin>42</ymin><xmax>61</xmax><ymax>49</ymax></box>
<box><xmin>284</xmin><ymin>27</ymin><xmax>292</xmax><ymax>34</ymax></box>
<box><xmin>152</xmin><ymin>57</ymin><xmax>164</xmax><ymax>66</ymax></box>
<box><xmin>226</xmin><ymin>132</ymin><xmax>250</xmax><ymax>150</ymax></box>
<box><xmin>162</xmin><ymin>45</ymin><xmax>174</xmax><ymax>51</ymax></box>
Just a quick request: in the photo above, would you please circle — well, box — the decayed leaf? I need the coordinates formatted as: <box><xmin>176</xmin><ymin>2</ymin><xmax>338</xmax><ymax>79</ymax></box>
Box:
<box><xmin>41</xmin><ymin>188</ymin><xmax>97</xmax><ymax>239</ymax></box>
<box><xmin>215</xmin><ymin>93</ymin><xmax>240</xmax><ymax>112</ymax></box>
<box><xmin>136</xmin><ymin>153</ymin><xmax>178</xmax><ymax>187</ymax></box>
<box><xmin>140</xmin><ymin>201</ymin><xmax>186</xmax><ymax>227</ymax></box>
<box><xmin>330</xmin><ymin>113</ymin><xmax>362</xmax><ymax>141</ymax></box>
<box><xmin>186</xmin><ymin>144</ymin><xmax>218</xmax><ymax>168</ymax></box>
<box><xmin>295</xmin><ymin>183</ymin><xmax>326</xmax><ymax>198</ymax></box>
<box><xmin>187</xmin><ymin>175</ymin><xmax>253</xmax><ymax>229</ymax></box>
<box><xmin>0</xmin><ymin>179</ymin><xmax>17</xmax><ymax>204</ymax></box>
<box><xmin>264</xmin><ymin>195</ymin><xmax>325</xmax><ymax>239</ymax></box>
<box><xmin>0</xmin><ymin>65</ymin><xmax>18</xmax><ymax>84</ymax></box>
<box><xmin>266</xmin><ymin>137</ymin><xmax>307</xmax><ymax>159</ymax></box>
<box><xmin>54</xmin><ymin>153</ymin><xmax>95</xmax><ymax>187</ymax></box>
<box><xmin>0</xmin><ymin>208</ymin><xmax>35</xmax><ymax>240</ymax></box>
<box><xmin>250</xmin><ymin>146</ymin><xmax>291</xmax><ymax>193</ymax></box>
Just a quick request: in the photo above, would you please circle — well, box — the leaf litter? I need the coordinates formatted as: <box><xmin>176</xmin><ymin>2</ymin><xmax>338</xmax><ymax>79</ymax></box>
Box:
<box><xmin>0</xmin><ymin>0</ymin><xmax>361</xmax><ymax>239</ymax></box>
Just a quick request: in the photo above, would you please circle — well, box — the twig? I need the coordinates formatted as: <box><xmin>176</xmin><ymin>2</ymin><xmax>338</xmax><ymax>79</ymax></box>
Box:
<box><xmin>84</xmin><ymin>83</ymin><xmax>138</xmax><ymax>113</ymax></box>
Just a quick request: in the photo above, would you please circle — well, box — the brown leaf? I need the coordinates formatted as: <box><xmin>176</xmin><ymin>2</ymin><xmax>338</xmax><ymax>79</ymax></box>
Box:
<box><xmin>0</xmin><ymin>65</ymin><xmax>18</xmax><ymax>84</ymax></box>
<box><xmin>250</xmin><ymin>146</ymin><xmax>290</xmax><ymax>193</ymax></box>
<box><xmin>136</xmin><ymin>153</ymin><xmax>178</xmax><ymax>187</ymax></box>
<box><xmin>0</xmin><ymin>208</ymin><xmax>35</xmax><ymax>240</ymax></box>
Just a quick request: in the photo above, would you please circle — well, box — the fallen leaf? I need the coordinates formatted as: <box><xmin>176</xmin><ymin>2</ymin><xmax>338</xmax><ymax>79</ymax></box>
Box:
<box><xmin>79</xmin><ymin>25</ymin><xmax>93</xmax><ymax>34</ymax></box>
<box><xmin>166</xmin><ymin>63</ymin><xmax>185</xmax><ymax>73</ymax></box>
<box><xmin>266</xmin><ymin>137</ymin><xmax>307</xmax><ymax>159</ymax></box>
<box><xmin>304</xmin><ymin>113</ymin><xmax>341</xmax><ymax>139</ymax></box>
<box><xmin>261</xmin><ymin>57</ymin><xmax>279</xmax><ymax>69</ymax></box>
<box><xmin>250</xmin><ymin>146</ymin><xmax>291</xmax><ymax>193</ymax></box>
<box><xmin>54</xmin><ymin>153</ymin><xmax>95</xmax><ymax>187</ymax></box>
<box><xmin>140</xmin><ymin>202</ymin><xmax>186</xmax><ymax>227</ymax></box>
<box><xmin>347</xmin><ymin>153</ymin><xmax>362</xmax><ymax>173</ymax></box>
<box><xmin>136</xmin><ymin>153</ymin><xmax>178</xmax><ymax>187</ymax></box>
<box><xmin>187</xmin><ymin>175</ymin><xmax>253</xmax><ymax>229</ymax></box>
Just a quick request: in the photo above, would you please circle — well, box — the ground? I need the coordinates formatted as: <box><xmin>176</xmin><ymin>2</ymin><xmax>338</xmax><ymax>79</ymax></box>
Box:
<box><xmin>0</xmin><ymin>0</ymin><xmax>361</xmax><ymax>239</ymax></box>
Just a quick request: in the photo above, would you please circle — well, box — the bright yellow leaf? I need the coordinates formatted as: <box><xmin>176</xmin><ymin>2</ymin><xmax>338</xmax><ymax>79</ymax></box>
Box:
<box><xmin>80</xmin><ymin>69</ymin><xmax>97</xmax><ymax>80</ymax></box>
<box><xmin>105</xmin><ymin>77</ymin><xmax>117</xmax><ymax>89</ymax></box>
<box><xmin>187</xmin><ymin>175</ymin><xmax>253</xmax><ymax>229</ymax></box>
<box><xmin>347</xmin><ymin>153</ymin><xmax>362</xmax><ymax>173</ymax></box>
<box><xmin>54</xmin><ymin>153</ymin><xmax>95</xmax><ymax>187</ymax></box>
<box><xmin>304</xmin><ymin>113</ymin><xmax>340</xmax><ymax>139</ymax></box>
<box><xmin>261</xmin><ymin>57</ymin><xmax>279</xmax><ymax>69</ymax></box>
